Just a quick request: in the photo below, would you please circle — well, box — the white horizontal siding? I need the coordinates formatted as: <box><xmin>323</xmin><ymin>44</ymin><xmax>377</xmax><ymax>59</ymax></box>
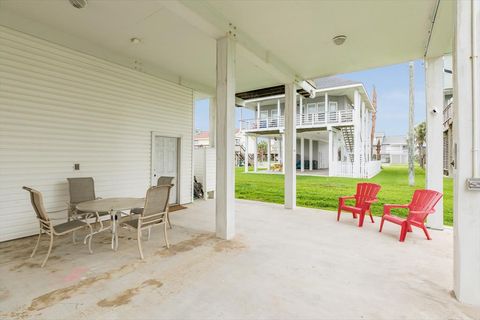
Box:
<box><xmin>0</xmin><ymin>26</ymin><xmax>194</xmax><ymax>242</ymax></box>
<box><xmin>205</xmin><ymin>148</ymin><xmax>216</xmax><ymax>192</ymax></box>
<box><xmin>193</xmin><ymin>148</ymin><xmax>216</xmax><ymax>194</ymax></box>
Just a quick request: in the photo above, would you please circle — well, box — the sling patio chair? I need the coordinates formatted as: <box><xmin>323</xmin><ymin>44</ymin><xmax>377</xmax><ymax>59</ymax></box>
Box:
<box><xmin>120</xmin><ymin>185</ymin><xmax>172</xmax><ymax>260</ymax></box>
<box><xmin>23</xmin><ymin>186</ymin><xmax>93</xmax><ymax>267</ymax></box>
<box><xmin>67</xmin><ymin>177</ymin><xmax>112</xmax><ymax>229</ymax></box>
<box><xmin>379</xmin><ymin>189</ymin><xmax>443</xmax><ymax>242</ymax></box>
<box><xmin>131</xmin><ymin>176</ymin><xmax>175</xmax><ymax>227</ymax></box>
<box><xmin>337</xmin><ymin>182</ymin><xmax>382</xmax><ymax>227</ymax></box>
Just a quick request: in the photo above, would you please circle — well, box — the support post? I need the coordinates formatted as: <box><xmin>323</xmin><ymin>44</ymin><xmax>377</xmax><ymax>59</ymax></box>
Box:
<box><xmin>353</xmin><ymin>90</ymin><xmax>362</xmax><ymax>177</ymax></box>
<box><xmin>425</xmin><ymin>57</ymin><xmax>444</xmax><ymax>230</ymax></box>
<box><xmin>244</xmin><ymin>134</ymin><xmax>249</xmax><ymax>173</ymax></box>
<box><xmin>281</xmin><ymin>133</ymin><xmax>285</xmax><ymax>172</ymax></box>
<box><xmin>215</xmin><ymin>36</ymin><xmax>235</xmax><ymax>240</ymax></box>
<box><xmin>267</xmin><ymin>138</ymin><xmax>271</xmax><ymax>171</ymax></box>
<box><xmin>453</xmin><ymin>0</ymin><xmax>480</xmax><ymax>305</ymax></box>
<box><xmin>328</xmin><ymin>129</ymin><xmax>334</xmax><ymax>176</ymax></box>
<box><xmin>300</xmin><ymin>137</ymin><xmax>305</xmax><ymax>172</ymax></box>
<box><xmin>253</xmin><ymin>136</ymin><xmax>258</xmax><ymax>172</ymax></box>
<box><xmin>209</xmin><ymin>97</ymin><xmax>216</xmax><ymax>147</ymax></box>
<box><xmin>284</xmin><ymin>83</ymin><xmax>297</xmax><ymax>209</ymax></box>
<box><xmin>299</xmin><ymin>96</ymin><xmax>303</xmax><ymax>125</ymax></box>
<box><xmin>309</xmin><ymin>139</ymin><xmax>313</xmax><ymax>171</ymax></box>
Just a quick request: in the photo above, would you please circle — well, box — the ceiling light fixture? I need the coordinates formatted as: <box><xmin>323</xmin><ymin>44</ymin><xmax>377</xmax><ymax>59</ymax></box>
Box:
<box><xmin>332</xmin><ymin>35</ymin><xmax>347</xmax><ymax>46</ymax></box>
<box><xmin>69</xmin><ymin>0</ymin><xmax>88</xmax><ymax>9</ymax></box>
<box><xmin>130</xmin><ymin>37</ymin><xmax>142</xmax><ymax>44</ymax></box>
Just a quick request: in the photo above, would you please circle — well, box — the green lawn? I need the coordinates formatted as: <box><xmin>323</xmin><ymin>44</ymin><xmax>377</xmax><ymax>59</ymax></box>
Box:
<box><xmin>235</xmin><ymin>165</ymin><xmax>453</xmax><ymax>226</ymax></box>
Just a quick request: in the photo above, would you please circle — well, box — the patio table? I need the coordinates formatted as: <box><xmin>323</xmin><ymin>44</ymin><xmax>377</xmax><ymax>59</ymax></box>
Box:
<box><xmin>76</xmin><ymin>197</ymin><xmax>144</xmax><ymax>251</ymax></box>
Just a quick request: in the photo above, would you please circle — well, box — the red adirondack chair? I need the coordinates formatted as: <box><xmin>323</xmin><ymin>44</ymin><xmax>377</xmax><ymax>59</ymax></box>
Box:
<box><xmin>337</xmin><ymin>183</ymin><xmax>381</xmax><ymax>227</ymax></box>
<box><xmin>379</xmin><ymin>189</ymin><xmax>443</xmax><ymax>242</ymax></box>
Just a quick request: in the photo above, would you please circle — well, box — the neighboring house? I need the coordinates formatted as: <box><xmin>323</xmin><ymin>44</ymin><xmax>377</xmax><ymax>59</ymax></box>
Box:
<box><xmin>238</xmin><ymin>76</ymin><xmax>380</xmax><ymax>178</ymax></box>
<box><xmin>375</xmin><ymin>133</ymin><xmax>408</xmax><ymax>164</ymax></box>
<box><xmin>443</xmin><ymin>55</ymin><xmax>454</xmax><ymax>176</ymax></box>
<box><xmin>193</xmin><ymin>131</ymin><xmax>210</xmax><ymax>148</ymax></box>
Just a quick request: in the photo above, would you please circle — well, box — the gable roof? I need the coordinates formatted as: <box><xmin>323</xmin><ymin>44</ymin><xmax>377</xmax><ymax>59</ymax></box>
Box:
<box><xmin>382</xmin><ymin>135</ymin><xmax>407</xmax><ymax>145</ymax></box>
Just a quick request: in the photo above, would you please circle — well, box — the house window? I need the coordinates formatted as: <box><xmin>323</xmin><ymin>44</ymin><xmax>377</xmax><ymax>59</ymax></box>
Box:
<box><xmin>306</xmin><ymin>103</ymin><xmax>317</xmax><ymax>114</ymax></box>
<box><xmin>317</xmin><ymin>102</ymin><xmax>326</xmax><ymax>113</ymax></box>
<box><xmin>329</xmin><ymin>101</ymin><xmax>338</xmax><ymax>112</ymax></box>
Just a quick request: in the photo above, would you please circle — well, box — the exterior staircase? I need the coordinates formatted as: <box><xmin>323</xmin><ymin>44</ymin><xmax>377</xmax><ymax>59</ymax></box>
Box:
<box><xmin>235</xmin><ymin>144</ymin><xmax>254</xmax><ymax>166</ymax></box>
<box><xmin>341</xmin><ymin>126</ymin><xmax>355</xmax><ymax>162</ymax></box>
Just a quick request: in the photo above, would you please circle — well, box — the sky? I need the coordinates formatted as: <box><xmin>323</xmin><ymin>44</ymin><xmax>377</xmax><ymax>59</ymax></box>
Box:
<box><xmin>195</xmin><ymin>59</ymin><xmax>426</xmax><ymax>136</ymax></box>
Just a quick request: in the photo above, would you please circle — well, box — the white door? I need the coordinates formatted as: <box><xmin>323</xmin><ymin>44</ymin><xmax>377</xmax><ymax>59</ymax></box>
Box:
<box><xmin>152</xmin><ymin>136</ymin><xmax>178</xmax><ymax>204</ymax></box>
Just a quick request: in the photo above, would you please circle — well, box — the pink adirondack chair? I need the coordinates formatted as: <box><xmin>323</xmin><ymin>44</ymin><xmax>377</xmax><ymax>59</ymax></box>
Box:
<box><xmin>379</xmin><ymin>189</ymin><xmax>443</xmax><ymax>242</ymax></box>
<box><xmin>337</xmin><ymin>183</ymin><xmax>381</xmax><ymax>227</ymax></box>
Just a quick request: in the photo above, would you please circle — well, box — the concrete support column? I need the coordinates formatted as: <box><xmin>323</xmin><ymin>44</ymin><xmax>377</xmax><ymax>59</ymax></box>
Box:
<box><xmin>244</xmin><ymin>134</ymin><xmax>249</xmax><ymax>173</ymax></box>
<box><xmin>253</xmin><ymin>136</ymin><xmax>258</xmax><ymax>172</ymax></box>
<box><xmin>209</xmin><ymin>97</ymin><xmax>216</xmax><ymax>147</ymax></box>
<box><xmin>453</xmin><ymin>0</ymin><xmax>480</xmax><ymax>305</ymax></box>
<box><xmin>328</xmin><ymin>129</ymin><xmax>334</xmax><ymax>176</ymax></box>
<box><xmin>267</xmin><ymin>138</ymin><xmax>271</xmax><ymax>170</ymax></box>
<box><xmin>300</xmin><ymin>137</ymin><xmax>305</xmax><ymax>172</ymax></box>
<box><xmin>284</xmin><ymin>83</ymin><xmax>297</xmax><ymax>209</ymax></box>
<box><xmin>425</xmin><ymin>56</ymin><xmax>444</xmax><ymax>230</ymax></box>
<box><xmin>281</xmin><ymin>134</ymin><xmax>285</xmax><ymax>172</ymax></box>
<box><xmin>353</xmin><ymin>90</ymin><xmax>362</xmax><ymax>177</ymax></box>
<box><xmin>215</xmin><ymin>36</ymin><xmax>235</xmax><ymax>240</ymax></box>
<box><xmin>309</xmin><ymin>139</ymin><xmax>313</xmax><ymax>171</ymax></box>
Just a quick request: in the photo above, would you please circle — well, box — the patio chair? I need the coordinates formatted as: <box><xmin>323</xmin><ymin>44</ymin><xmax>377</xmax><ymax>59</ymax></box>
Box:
<box><xmin>379</xmin><ymin>189</ymin><xmax>443</xmax><ymax>242</ymax></box>
<box><xmin>131</xmin><ymin>176</ymin><xmax>175</xmax><ymax>227</ymax></box>
<box><xmin>23</xmin><ymin>186</ymin><xmax>93</xmax><ymax>267</ymax></box>
<box><xmin>121</xmin><ymin>185</ymin><xmax>172</xmax><ymax>260</ymax></box>
<box><xmin>67</xmin><ymin>177</ymin><xmax>104</xmax><ymax>220</ymax></box>
<box><xmin>157</xmin><ymin>176</ymin><xmax>174</xmax><ymax>186</ymax></box>
<box><xmin>337</xmin><ymin>183</ymin><xmax>381</xmax><ymax>227</ymax></box>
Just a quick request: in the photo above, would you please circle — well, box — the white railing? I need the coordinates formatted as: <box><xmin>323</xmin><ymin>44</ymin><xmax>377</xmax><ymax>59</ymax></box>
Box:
<box><xmin>333</xmin><ymin>162</ymin><xmax>355</xmax><ymax>178</ymax></box>
<box><xmin>366</xmin><ymin>160</ymin><xmax>382</xmax><ymax>178</ymax></box>
<box><xmin>240</xmin><ymin>110</ymin><xmax>353</xmax><ymax>131</ymax></box>
<box><xmin>331</xmin><ymin>160</ymin><xmax>381</xmax><ymax>178</ymax></box>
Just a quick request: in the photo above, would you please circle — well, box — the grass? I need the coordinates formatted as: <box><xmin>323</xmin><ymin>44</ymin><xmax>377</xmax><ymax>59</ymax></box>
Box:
<box><xmin>235</xmin><ymin>165</ymin><xmax>453</xmax><ymax>226</ymax></box>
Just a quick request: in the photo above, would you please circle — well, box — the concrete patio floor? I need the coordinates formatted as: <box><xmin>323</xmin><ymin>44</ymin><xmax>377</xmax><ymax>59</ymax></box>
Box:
<box><xmin>1</xmin><ymin>199</ymin><xmax>479</xmax><ymax>319</ymax></box>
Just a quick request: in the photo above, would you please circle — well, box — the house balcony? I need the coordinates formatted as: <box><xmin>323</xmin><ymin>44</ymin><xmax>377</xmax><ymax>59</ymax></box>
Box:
<box><xmin>240</xmin><ymin>110</ymin><xmax>354</xmax><ymax>132</ymax></box>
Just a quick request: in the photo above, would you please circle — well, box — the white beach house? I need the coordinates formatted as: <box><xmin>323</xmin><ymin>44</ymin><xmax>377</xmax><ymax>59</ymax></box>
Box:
<box><xmin>239</xmin><ymin>77</ymin><xmax>380</xmax><ymax>178</ymax></box>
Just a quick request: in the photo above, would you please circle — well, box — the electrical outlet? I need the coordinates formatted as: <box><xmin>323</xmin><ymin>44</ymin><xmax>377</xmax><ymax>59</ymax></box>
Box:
<box><xmin>74</xmin><ymin>163</ymin><xmax>80</xmax><ymax>170</ymax></box>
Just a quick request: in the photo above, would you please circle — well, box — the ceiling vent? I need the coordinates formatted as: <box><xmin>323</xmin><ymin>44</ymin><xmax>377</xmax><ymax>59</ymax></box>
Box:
<box><xmin>69</xmin><ymin>0</ymin><xmax>88</xmax><ymax>9</ymax></box>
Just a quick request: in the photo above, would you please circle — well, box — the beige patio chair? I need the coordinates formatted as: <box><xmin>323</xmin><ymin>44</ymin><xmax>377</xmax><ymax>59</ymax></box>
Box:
<box><xmin>157</xmin><ymin>176</ymin><xmax>174</xmax><ymax>186</ymax></box>
<box><xmin>67</xmin><ymin>177</ymin><xmax>106</xmax><ymax>221</ymax></box>
<box><xmin>23</xmin><ymin>186</ymin><xmax>93</xmax><ymax>267</ymax></box>
<box><xmin>130</xmin><ymin>176</ymin><xmax>175</xmax><ymax>227</ymax></box>
<box><xmin>121</xmin><ymin>185</ymin><xmax>171</xmax><ymax>260</ymax></box>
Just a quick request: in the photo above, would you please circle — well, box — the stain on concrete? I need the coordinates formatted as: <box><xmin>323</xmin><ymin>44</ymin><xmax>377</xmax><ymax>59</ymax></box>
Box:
<box><xmin>97</xmin><ymin>279</ymin><xmax>163</xmax><ymax>308</ymax></box>
<box><xmin>23</xmin><ymin>260</ymin><xmax>145</xmax><ymax>313</ymax></box>
<box><xmin>156</xmin><ymin>233</ymin><xmax>216</xmax><ymax>257</ymax></box>
<box><xmin>0</xmin><ymin>289</ymin><xmax>10</xmax><ymax>301</ymax></box>
<box><xmin>213</xmin><ymin>239</ymin><xmax>247</xmax><ymax>252</ymax></box>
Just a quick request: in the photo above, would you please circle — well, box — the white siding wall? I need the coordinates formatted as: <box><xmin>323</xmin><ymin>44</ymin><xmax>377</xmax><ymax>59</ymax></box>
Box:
<box><xmin>193</xmin><ymin>148</ymin><xmax>216</xmax><ymax>193</ymax></box>
<box><xmin>0</xmin><ymin>26</ymin><xmax>194</xmax><ymax>241</ymax></box>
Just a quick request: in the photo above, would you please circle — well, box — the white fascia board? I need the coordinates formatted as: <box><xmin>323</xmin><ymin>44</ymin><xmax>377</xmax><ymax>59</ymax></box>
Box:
<box><xmin>165</xmin><ymin>1</ymin><xmax>310</xmax><ymax>87</ymax></box>
<box><xmin>243</xmin><ymin>94</ymin><xmax>286</xmax><ymax>104</ymax></box>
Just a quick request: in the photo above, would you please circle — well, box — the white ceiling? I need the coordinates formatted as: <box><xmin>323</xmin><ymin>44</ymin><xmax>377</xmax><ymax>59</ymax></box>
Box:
<box><xmin>0</xmin><ymin>0</ymin><xmax>453</xmax><ymax>96</ymax></box>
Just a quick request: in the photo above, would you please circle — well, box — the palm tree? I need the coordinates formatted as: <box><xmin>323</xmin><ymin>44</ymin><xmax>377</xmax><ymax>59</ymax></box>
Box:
<box><xmin>257</xmin><ymin>141</ymin><xmax>268</xmax><ymax>162</ymax></box>
<box><xmin>415</xmin><ymin>122</ymin><xmax>426</xmax><ymax>169</ymax></box>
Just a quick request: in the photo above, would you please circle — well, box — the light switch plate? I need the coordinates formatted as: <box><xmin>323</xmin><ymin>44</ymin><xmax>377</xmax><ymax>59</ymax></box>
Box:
<box><xmin>467</xmin><ymin>178</ymin><xmax>480</xmax><ymax>190</ymax></box>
